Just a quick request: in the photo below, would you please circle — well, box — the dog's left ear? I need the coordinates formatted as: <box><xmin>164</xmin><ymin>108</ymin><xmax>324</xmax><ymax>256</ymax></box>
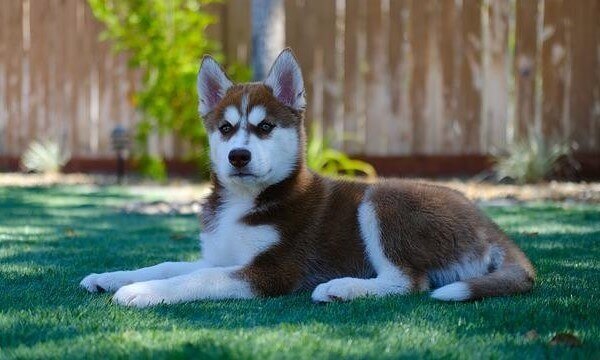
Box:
<box><xmin>264</xmin><ymin>48</ymin><xmax>306</xmax><ymax>111</ymax></box>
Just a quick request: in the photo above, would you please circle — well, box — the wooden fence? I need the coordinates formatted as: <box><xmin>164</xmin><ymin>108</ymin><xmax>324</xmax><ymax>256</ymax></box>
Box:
<box><xmin>0</xmin><ymin>0</ymin><xmax>599</xmax><ymax>164</ymax></box>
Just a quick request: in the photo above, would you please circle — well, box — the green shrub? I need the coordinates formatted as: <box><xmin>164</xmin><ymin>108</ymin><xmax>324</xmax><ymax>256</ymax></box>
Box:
<box><xmin>88</xmin><ymin>0</ymin><xmax>371</xmax><ymax>181</ymax></box>
<box><xmin>307</xmin><ymin>124</ymin><xmax>376</xmax><ymax>178</ymax></box>
<box><xmin>88</xmin><ymin>0</ymin><xmax>250</xmax><ymax>180</ymax></box>
<box><xmin>494</xmin><ymin>132</ymin><xmax>572</xmax><ymax>184</ymax></box>
<box><xmin>21</xmin><ymin>140</ymin><xmax>71</xmax><ymax>174</ymax></box>
<box><xmin>135</xmin><ymin>154</ymin><xmax>168</xmax><ymax>182</ymax></box>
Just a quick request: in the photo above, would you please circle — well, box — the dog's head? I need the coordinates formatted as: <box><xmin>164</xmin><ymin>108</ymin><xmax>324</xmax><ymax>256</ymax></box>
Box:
<box><xmin>197</xmin><ymin>49</ymin><xmax>306</xmax><ymax>195</ymax></box>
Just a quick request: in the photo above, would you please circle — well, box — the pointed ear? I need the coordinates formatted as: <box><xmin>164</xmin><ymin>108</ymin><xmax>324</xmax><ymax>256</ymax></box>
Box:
<box><xmin>197</xmin><ymin>56</ymin><xmax>233</xmax><ymax>116</ymax></box>
<box><xmin>264</xmin><ymin>49</ymin><xmax>306</xmax><ymax>111</ymax></box>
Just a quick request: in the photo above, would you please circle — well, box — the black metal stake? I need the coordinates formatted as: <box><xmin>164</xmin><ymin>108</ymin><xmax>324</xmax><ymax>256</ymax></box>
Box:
<box><xmin>116</xmin><ymin>151</ymin><xmax>125</xmax><ymax>184</ymax></box>
<box><xmin>111</xmin><ymin>125</ymin><xmax>130</xmax><ymax>185</ymax></box>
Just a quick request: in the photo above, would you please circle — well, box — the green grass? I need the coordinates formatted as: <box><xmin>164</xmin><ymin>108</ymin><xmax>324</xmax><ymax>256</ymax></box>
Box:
<box><xmin>0</xmin><ymin>186</ymin><xmax>598</xmax><ymax>359</ymax></box>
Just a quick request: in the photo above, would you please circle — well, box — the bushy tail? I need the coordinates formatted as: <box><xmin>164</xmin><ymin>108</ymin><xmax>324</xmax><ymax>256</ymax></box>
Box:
<box><xmin>430</xmin><ymin>262</ymin><xmax>535</xmax><ymax>302</ymax></box>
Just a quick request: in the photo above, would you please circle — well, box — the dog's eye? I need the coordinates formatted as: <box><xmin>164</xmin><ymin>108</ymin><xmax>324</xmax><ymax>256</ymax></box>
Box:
<box><xmin>219</xmin><ymin>123</ymin><xmax>233</xmax><ymax>134</ymax></box>
<box><xmin>258</xmin><ymin>121</ymin><xmax>275</xmax><ymax>133</ymax></box>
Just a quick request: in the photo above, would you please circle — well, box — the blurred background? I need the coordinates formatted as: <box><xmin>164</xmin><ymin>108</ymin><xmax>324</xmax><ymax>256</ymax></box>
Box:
<box><xmin>0</xmin><ymin>0</ymin><xmax>598</xmax><ymax>182</ymax></box>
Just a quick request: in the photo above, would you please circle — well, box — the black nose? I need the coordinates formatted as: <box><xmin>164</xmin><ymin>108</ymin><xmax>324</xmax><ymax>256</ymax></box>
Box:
<box><xmin>228</xmin><ymin>148</ymin><xmax>251</xmax><ymax>168</ymax></box>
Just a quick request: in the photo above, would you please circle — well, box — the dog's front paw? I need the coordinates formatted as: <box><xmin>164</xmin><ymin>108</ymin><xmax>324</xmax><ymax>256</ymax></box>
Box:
<box><xmin>112</xmin><ymin>281</ymin><xmax>169</xmax><ymax>308</ymax></box>
<box><xmin>311</xmin><ymin>278</ymin><xmax>370</xmax><ymax>303</ymax></box>
<box><xmin>80</xmin><ymin>271</ymin><xmax>133</xmax><ymax>293</ymax></box>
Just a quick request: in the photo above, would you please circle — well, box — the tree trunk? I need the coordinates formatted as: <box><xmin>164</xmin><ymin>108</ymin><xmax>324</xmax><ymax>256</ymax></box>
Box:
<box><xmin>251</xmin><ymin>0</ymin><xmax>285</xmax><ymax>81</ymax></box>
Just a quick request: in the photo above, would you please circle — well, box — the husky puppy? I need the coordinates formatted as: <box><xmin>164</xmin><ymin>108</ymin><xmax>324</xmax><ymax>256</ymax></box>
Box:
<box><xmin>81</xmin><ymin>49</ymin><xmax>535</xmax><ymax>307</ymax></box>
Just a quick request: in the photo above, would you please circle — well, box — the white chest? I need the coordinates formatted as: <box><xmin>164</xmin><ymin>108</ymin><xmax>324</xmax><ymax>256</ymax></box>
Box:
<box><xmin>199</xmin><ymin>197</ymin><xmax>279</xmax><ymax>267</ymax></box>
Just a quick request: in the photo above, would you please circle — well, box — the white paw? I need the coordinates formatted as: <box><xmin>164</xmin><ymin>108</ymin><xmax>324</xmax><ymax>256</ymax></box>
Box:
<box><xmin>311</xmin><ymin>278</ymin><xmax>370</xmax><ymax>303</ymax></box>
<box><xmin>112</xmin><ymin>281</ymin><xmax>169</xmax><ymax>308</ymax></box>
<box><xmin>80</xmin><ymin>271</ymin><xmax>133</xmax><ymax>293</ymax></box>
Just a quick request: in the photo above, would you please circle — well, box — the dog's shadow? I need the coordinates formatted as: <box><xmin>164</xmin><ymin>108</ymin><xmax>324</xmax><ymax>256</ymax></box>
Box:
<box><xmin>2</xmin><ymin>187</ymin><xmax>597</xmax><ymax>356</ymax></box>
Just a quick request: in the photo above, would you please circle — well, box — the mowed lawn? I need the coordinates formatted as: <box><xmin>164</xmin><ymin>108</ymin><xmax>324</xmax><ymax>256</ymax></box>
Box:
<box><xmin>0</xmin><ymin>186</ymin><xmax>598</xmax><ymax>359</ymax></box>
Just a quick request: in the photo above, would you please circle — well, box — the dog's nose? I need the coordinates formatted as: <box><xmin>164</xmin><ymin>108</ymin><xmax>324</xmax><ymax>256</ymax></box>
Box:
<box><xmin>228</xmin><ymin>148</ymin><xmax>251</xmax><ymax>168</ymax></box>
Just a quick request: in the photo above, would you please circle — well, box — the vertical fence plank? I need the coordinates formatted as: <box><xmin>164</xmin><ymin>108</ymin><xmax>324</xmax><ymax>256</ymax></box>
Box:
<box><xmin>302</xmin><ymin>1</ymin><xmax>319</xmax><ymax>129</ymax></box>
<box><xmin>96</xmin><ymin>13</ymin><xmax>111</xmax><ymax>156</ymax></box>
<box><xmin>0</xmin><ymin>0</ymin><xmax>7</xmax><ymax>155</ymax></box>
<box><xmin>408</xmin><ymin>0</ymin><xmax>453</xmax><ymax>155</ymax></box>
<box><xmin>343</xmin><ymin>0</ymin><xmax>367</xmax><ymax>154</ymax></box>
<box><xmin>410</xmin><ymin>0</ymin><xmax>451</xmax><ymax>154</ymax></box>
<box><xmin>460</xmin><ymin>0</ymin><xmax>483</xmax><ymax>154</ymax></box>
<box><xmin>7</xmin><ymin>0</ymin><xmax>24</xmax><ymax>155</ymax></box>
<box><xmin>514</xmin><ymin>0</ymin><xmax>539</xmax><ymax>140</ymax></box>
<box><xmin>423</xmin><ymin>0</ymin><xmax>445</xmax><ymax>155</ymax></box>
<box><xmin>541</xmin><ymin>0</ymin><xmax>567</xmax><ymax>142</ymax></box>
<box><xmin>292</xmin><ymin>0</ymin><xmax>317</xmax><ymax>129</ymax></box>
<box><xmin>56</xmin><ymin>0</ymin><xmax>68</xmax><ymax>152</ymax></box>
<box><xmin>568</xmin><ymin>0</ymin><xmax>598</xmax><ymax>151</ymax></box>
<box><xmin>483</xmin><ymin>0</ymin><xmax>510</xmax><ymax>152</ymax></box>
<box><xmin>20</xmin><ymin>0</ymin><xmax>31</xmax><ymax>153</ymax></box>
<box><xmin>29</xmin><ymin>0</ymin><xmax>45</xmax><ymax>152</ymax></box>
<box><xmin>5</xmin><ymin>0</ymin><xmax>16</xmax><ymax>153</ymax></box>
<box><xmin>77</xmin><ymin>0</ymin><xmax>91</xmax><ymax>156</ymax></box>
<box><xmin>595</xmin><ymin>0</ymin><xmax>600</xmax><ymax>152</ymax></box>
<box><xmin>408</xmin><ymin>0</ymin><xmax>429</xmax><ymax>154</ymax></box>
<box><xmin>284</xmin><ymin>0</ymin><xmax>300</xmax><ymax>50</ymax></box>
<box><xmin>205</xmin><ymin>2</ymin><xmax>225</xmax><ymax>48</ymax></box>
<box><xmin>64</xmin><ymin>0</ymin><xmax>78</xmax><ymax>155</ymax></box>
<box><xmin>90</xmin><ymin>12</ymin><xmax>100</xmax><ymax>155</ymax></box>
<box><xmin>315</xmin><ymin>0</ymin><xmax>337</xmax><ymax>138</ymax></box>
<box><xmin>387</xmin><ymin>0</ymin><xmax>411</xmax><ymax>155</ymax></box>
<box><xmin>343</xmin><ymin>0</ymin><xmax>360</xmax><ymax>153</ymax></box>
<box><xmin>44</xmin><ymin>1</ymin><xmax>58</xmax><ymax>151</ymax></box>
<box><xmin>47</xmin><ymin>0</ymin><xmax>61</xmax><ymax>149</ymax></box>
<box><xmin>439</xmin><ymin>0</ymin><xmax>462</xmax><ymax>154</ymax></box>
<box><xmin>365</xmin><ymin>0</ymin><xmax>391</xmax><ymax>155</ymax></box>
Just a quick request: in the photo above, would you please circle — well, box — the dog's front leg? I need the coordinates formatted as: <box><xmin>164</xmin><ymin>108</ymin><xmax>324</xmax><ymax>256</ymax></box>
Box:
<box><xmin>80</xmin><ymin>260</ymin><xmax>210</xmax><ymax>293</ymax></box>
<box><xmin>112</xmin><ymin>266</ymin><xmax>254</xmax><ymax>307</ymax></box>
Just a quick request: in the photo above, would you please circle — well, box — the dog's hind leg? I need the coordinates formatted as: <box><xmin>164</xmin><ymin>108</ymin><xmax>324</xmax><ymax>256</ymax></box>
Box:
<box><xmin>311</xmin><ymin>275</ymin><xmax>411</xmax><ymax>302</ymax></box>
<box><xmin>80</xmin><ymin>260</ymin><xmax>210</xmax><ymax>293</ymax></box>
<box><xmin>311</xmin><ymin>199</ymin><xmax>413</xmax><ymax>302</ymax></box>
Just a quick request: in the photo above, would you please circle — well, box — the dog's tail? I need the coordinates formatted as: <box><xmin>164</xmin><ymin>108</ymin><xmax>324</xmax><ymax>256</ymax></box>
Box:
<box><xmin>430</xmin><ymin>247</ymin><xmax>535</xmax><ymax>302</ymax></box>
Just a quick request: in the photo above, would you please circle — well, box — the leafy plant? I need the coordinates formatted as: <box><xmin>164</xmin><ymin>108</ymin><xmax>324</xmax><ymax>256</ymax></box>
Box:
<box><xmin>21</xmin><ymin>140</ymin><xmax>71</xmax><ymax>174</ymax></box>
<box><xmin>307</xmin><ymin>124</ymin><xmax>376</xmax><ymax>178</ymax></box>
<box><xmin>494</xmin><ymin>132</ymin><xmax>572</xmax><ymax>184</ymax></box>
<box><xmin>88</xmin><ymin>0</ymin><xmax>250</xmax><ymax>180</ymax></box>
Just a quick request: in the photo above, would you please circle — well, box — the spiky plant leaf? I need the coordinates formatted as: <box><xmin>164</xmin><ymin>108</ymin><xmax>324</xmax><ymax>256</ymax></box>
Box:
<box><xmin>21</xmin><ymin>140</ymin><xmax>70</xmax><ymax>174</ymax></box>
<box><xmin>494</xmin><ymin>132</ymin><xmax>571</xmax><ymax>184</ymax></box>
<box><xmin>306</xmin><ymin>124</ymin><xmax>376</xmax><ymax>178</ymax></box>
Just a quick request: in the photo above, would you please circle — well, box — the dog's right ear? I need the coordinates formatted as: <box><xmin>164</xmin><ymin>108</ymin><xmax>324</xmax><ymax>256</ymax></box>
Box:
<box><xmin>197</xmin><ymin>56</ymin><xmax>233</xmax><ymax>116</ymax></box>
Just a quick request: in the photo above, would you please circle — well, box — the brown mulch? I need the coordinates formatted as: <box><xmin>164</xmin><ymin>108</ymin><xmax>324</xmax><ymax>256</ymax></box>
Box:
<box><xmin>1</xmin><ymin>173</ymin><xmax>598</xmax><ymax>215</ymax></box>
<box><xmin>430</xmin><ymin>179</ymin><xmax>600</xmax><ymax>204</ymax></box>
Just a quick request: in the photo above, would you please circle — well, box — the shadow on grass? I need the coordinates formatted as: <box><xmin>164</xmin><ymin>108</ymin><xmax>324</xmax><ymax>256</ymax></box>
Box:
<box><xmin>0</xmin><ymin>187</ymin><xmax>598</xmax><ymax>358</ymax></box>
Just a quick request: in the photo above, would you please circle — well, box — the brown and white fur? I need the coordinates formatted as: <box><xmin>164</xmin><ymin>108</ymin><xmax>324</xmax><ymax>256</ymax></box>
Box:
<box><xmin>80</xmin><ymin>49</ymin><xmax>535</xmax><ymax>307</ymax></box>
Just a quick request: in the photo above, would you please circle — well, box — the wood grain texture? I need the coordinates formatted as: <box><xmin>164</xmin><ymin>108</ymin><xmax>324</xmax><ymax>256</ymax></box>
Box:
<box><xmin>365</xmin><ymin>0</ymin><xmax>390</xmax><ymax>155</ymax></box>
<box><xmin>483</xmin><ymin>0</ymin><xmax>510</xmax><ymax>152</ymax></box>
<box><xmin>541</xmin><ymin>0</ymin><xmax>567</xmax><ymax>142</ymax></box>
<box><xmin>567</xmin><ymin>0</ymin><xmax>598</xmax><ymax>151</ymax></box>
<box><xmin>514</xmin><ymin>0</ymin><xmax>539</xmax><ymax>140</ymax></box>
<box><xmin>460</xmin><ymin>0</ymin><xmax>483</xmax><ymax>154</ymax></box>
<box><xmin>387</xmin><ymin>0</ymin><xmax>411</xmax><ymax>155</ymax></box>
<box><xmin>0</xmin><ymin>0</ymin><xmax>598</xmax><ymax>162</ymax></box>
<box><xmin>408</xmin><ymin>0</ymin><xmax>429</xmax><ymax>154</ymax></box>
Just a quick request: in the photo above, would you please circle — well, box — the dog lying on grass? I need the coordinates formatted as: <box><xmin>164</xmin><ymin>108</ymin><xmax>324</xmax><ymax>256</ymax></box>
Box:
<box><xmin>81</xmin><ymin>49</ymin><xmax>535</xmax><ymax>307</ymax></box>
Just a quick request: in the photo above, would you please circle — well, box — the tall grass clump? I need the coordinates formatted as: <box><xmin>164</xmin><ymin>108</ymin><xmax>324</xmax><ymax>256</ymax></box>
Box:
<box><xmin>21</xmin><ymin>140</ymin><xmax>71</xmax><ymax>174</ymax></box>
<box><xmin>494</xmin><ymin>132</ymin><xmax>573</xmax><ymax>184</ymax></box>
